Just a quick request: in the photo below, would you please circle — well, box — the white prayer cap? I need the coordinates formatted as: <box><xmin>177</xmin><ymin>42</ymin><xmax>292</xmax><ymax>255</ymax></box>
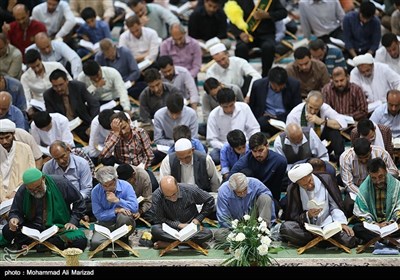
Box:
<box><xmin>353</xmin><ymin>53</ymin><xmax>374</xmax><ymax>67</ymax></box>
<box><xmin>0</xmin><ymin>119</ymin><xmax>16</xmax><ymax>133</ymax></box>
<box><xmin>209</xmin><ymin>43</ymin><xmax>226</xmax><ymax>56</ymax></box>
<box><xmin>174</xmin><ymin>138</ymin><xmax>192</xmax><ymax>152</ymax></box>
<box><xmin>288</xmin><ymin>163</ymin><xmax>313</xmax><ymax>183</ymax></box>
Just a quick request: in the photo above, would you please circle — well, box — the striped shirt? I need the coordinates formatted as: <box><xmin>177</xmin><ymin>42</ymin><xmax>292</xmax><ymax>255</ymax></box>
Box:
<box><xmin>152</xmin><ymin>184</ymin><xmax>215</xmax><ymax>229</ymax></box>
<box><xmin>339</xmin><ymin>145</ymin><xmax>399</xmax><ymax>194</ymax></box>
<box><xmin>101</xmin><ymin>127</ymin><xmax>154</xmax><ymax>168</ymax></box>
<box><xmin>322</xmin><ymin>81</ymin><xmax>368</xmax><ymax>121</ymax></box>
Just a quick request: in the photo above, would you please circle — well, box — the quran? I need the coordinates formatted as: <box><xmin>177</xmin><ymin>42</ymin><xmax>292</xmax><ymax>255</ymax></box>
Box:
<box><xmin>363</xmin><ymin>222</ymin><xmax>399</xmax><ymax>238</ymax></box>
<box><xmin>307</xmin><ymin>199</ymin><xmax>325</xmax><ymax>210</ymax></box>
<box><xmin>21</xmin><ymin>225</ymin><xmax>58</xmax><ymax>243</ymax></box>
<box><xmin>94</xmin><ymin>224</ymin><xmax>130</xmax><ymax>242</ymax></box>
<box><xmin>304</xmin><ymin>222</ymin><xmax>342</xmax><ymax>240</ymax></box>
<box><xmin>0</xmin><ymin>199</ymin><xmax>13</xmax><ymax>216</ymax></box>
<box><xmin>162</xmin><ymin>223</ymin><xmax>198</xmax><ymax>242</ymax></box>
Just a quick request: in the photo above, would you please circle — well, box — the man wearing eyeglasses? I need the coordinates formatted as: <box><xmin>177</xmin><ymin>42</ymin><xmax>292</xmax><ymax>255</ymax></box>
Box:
<box><xmin>2</xmin><ymin>167</ymin><xmax>88</xmax><ymax>251</ymax></box>
<box><xmin>151</xmin><ymin>175</ymin><xmax>215</xmax><ymax>250</ymax></box>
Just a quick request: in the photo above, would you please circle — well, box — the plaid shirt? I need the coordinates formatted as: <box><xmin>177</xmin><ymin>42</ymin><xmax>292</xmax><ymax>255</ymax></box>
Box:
<box><xmin>374</xmin><ymin>187</ymin><xmax>386</xmax><ymax>223</ymax></box>
<box><xmin>101</xmin><ymin>127</ymin><xmax>154</xmax><ymax>167</ymax></box>
<box><xmin>350</xmin><ymin>124</ymin><xmax>394</xmax><ymax>160</ymax></box>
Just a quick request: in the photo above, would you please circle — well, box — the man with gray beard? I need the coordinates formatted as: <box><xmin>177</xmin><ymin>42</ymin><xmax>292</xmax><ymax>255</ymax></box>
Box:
<box><xmin>2</xmin><ymin>168</ymin><xmax>87</xmax><ymax>251</ymax></box>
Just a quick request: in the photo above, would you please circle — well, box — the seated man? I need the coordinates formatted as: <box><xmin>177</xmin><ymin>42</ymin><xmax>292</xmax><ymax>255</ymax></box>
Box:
<box><xmin>2</xmin><ymin>168</ymin><xmax>87</xmax><ymax>251</ymax></box>
<box><xmin>160</xmin><ymin>138</ymin><xmax>220</xmax><ymax>192</ymax></box>
<box><xmin>0</xmin><ymin>120</ymin><xmax>35</xmax><ymax>201</ymax></box>
<box><xmin>116</xmin><ymin>164</ymin><xmax>153</xmax><ymax>224</ymax></box>
<box><xmin>151</xmin><ymin>175</ymin><xmax>214</xmax><ymax>249</ymax></box>
<box><xmin>280</xmin><ymin>163</ymin><xmax>357</xmax><ymax>248</ymax></box>
<box><xmin>220</xmin><ymin>129</ymin><xmax>249</xmax><ymax>182</ymax></box>
<box><xmin>353</xmin><ymin>158</ymin><xmax>400</xmax><ymax>244</ymax></box>
<box><xmin>90</xmin><ymin>166</ymin><xmax>138</xmax><ymax>251</ymax></box>
<box><xmin>214</xmin><ymin>173</ymin><xmax>275</xmax><ymax>245</ymax></box>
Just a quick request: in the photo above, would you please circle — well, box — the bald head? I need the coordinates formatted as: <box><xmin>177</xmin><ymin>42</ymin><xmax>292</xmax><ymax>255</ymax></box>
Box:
<box><xmin>160</xmin><ymin>176</ymin><xmax>179</xmax><ymax>201</ymax></box>
<box><xmin>285</xmin><ymin>123</ymin><xmax>303</xmax><ymax>145</ymax></box>
<box><xmin>0</xmin><ymin>91</ymin><xmax>12</xmax><ymax>118</ymax></box>
<box><xmin>35</xmin><ymin>32</ymin><xmax>52</xmax><ymax>55</ymax></box>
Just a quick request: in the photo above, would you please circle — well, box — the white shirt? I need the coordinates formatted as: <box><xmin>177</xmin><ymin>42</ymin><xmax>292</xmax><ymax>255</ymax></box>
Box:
<box><xmin>21</xmin><ymin>61</ymin><xmax>72</xmax><ymax>108</ymax></box>
<box><xmin>31</xmin><ymin>1</ymin><xmax>76</xmax><ymax>39</ymax></box>
<box><xmin>119</xmin><ymin>27</ymin><xmax>161</xmax><ymax>62</ymax></box>
<box><xmin>159</xmin><ymin>153</ymin><xmax>220</xmax><ymax>192</ymax></box>
<box><xmin>30</xmin><ymin>113</ymin><xmax>74</xmax><ymax>148</ymax></box>
<box><xmin>26</xmin><ymin>41</ymin><xmax>83</xmax><ymax>79</ymax></box>
<box><xmin>85</xmin><ymin>115</ymin><xmax>110</xmax><ymax>157</ymax></box>
<box><xmin>206</xmin><ymin>56</ymin><xmax>261</xmax><ymax>97</ymax></box>
<box><xmin>78</xmin><ymin>66</ymin><xmax>131</xmax><ymax>111</ymax></box>
<box><xmin>375</xmin><ymin>45</ymin><xmax>400</xmax><ymax>74</ymax></box>
<box><xmin>273</xmin><ymin>127</ymin><xmax>329</xmax><ymax>171</ymax></box>
<box><xmin>286</xmin><ymin>102</ymin><xmax>348</xmax><ymax>130</ymax></box>
<box><xmin>350</xmin><ymin>62</ymin><xmax>400</xmax><ymax>103</ymax></box>
<box><xmin>207</xmin><ymin>102</ymin><xmax>260</xmax><ymax>149</ymax></box>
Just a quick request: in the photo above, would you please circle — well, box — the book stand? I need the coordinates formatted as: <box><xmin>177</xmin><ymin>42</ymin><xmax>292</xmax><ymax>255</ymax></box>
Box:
<box><xmin>297</xmin><ymin>236</ymin><xmax>351</xmax><ymax>254</ymax></box>
<box><xmin>15</xmin><ymin>240</ymin><xmax>64</xmax><ymax>259</ymax></box>
<box><xmin>356</xmin><ymin>236</ymin><xmax>400</xmax><ymax>254</ymax></box>
<box><xmin>159</xmin><ymin>240</ymin><xmax>208</xmax><ymax>257</ymax></box>
<box><xmin>88</xmin><ymin>239</ymin><xmax>139</xmax><ymax>259</ymax></box>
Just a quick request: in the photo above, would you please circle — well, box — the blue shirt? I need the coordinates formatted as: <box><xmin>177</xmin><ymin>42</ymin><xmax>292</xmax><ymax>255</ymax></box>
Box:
<box><xmin>42</xmin><ymin>154</ymin><xmax>93</xmax><ymax>200</ymax></box>
<box><xmin>95</xmin><ymin>46</ymin><xmax>140</xmax><ymax>83</ymax></box>
<box><xmin>220</xmin><ymin>143</ymin><xmax>249</xmax><ymax>175</ymax></box>
<box><xmin>265</xmin><ymin>86</ymin><xmax>285</xmax><ymax>116</ymax></box>
<box><xmin>77</xmin><ymin>20</ymin><xmax>111</xmax><ymax>44</ymax></box>
<box><xmin>216</xmin><ymin>177</ymin><xmax>276</xmax><ymax>228</ymax></box>
<box><xmin>229</xmin><ymin>149</ymin><xmax>287</xmax><ymax>202</ymax></box>
<box><xmin>4</xmin><ymin>76</ymin><xmax>26</xmax><ymax>111</ymax></box>
<box><xmin>0</xmin><ymin>105</ymin><xmax>28</xmax><ymax>130</ymax></box>
<box><xmin>91</xmin><ymin>179</ymin><xmax>138</xmax><ymax>222</ymax></box>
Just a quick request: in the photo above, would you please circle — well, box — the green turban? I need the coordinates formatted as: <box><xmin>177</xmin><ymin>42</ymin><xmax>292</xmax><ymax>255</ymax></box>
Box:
<box><xmin>22</xmin><ymin>168</ymin><xmax>43</xmax><ymax>184</ymax></box>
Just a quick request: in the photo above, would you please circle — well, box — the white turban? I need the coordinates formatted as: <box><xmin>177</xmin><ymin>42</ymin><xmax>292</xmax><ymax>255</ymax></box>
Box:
<box><xmin>353</xmin><ymin>53</ymin><xmax>374</xmax><ymax>67</ymax></box>
<box><xmin>0</xmin><ymin>119</ymin><xmax>16</xmax><ymax>133</ymax></box>
<box><xmin>174</xmin><ymin>138</ymin><xmax>192</xmax><ymax>152</ymax></box>
<box><xmin>209</xmin><ymin>43</ymin><xmax>226</xmax><ymax>56</ymax></box>
<box><xmin>288</xmin><ymin>163</ymin><xmax>313</xmax><ymax>183</ymax></box>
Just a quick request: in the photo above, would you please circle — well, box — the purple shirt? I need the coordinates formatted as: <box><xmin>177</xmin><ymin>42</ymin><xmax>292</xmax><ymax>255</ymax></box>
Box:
<box><xmin>160</xmin><ymin>35</ymin><xmax>202</xmax><ymax>78</ymax></box>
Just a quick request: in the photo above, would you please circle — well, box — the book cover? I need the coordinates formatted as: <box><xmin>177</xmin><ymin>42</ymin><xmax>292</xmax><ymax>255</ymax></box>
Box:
<box><xmin>304</xmin><ymin>222</ymin><xmax>342</xmax><ymax>240</ymax></box>
<box><xmin>69</xmin><ymin>117</ymin><xmax>83</xmax><ymax>131</ymax></box>
<box><xmin>363</xmin><ymin>221</ymin><xmax>399</xmax><ymax>238</ymax></box>
<box><xmin>94</xmin><ymin>224</ymin><xmax>130</xmax><ymax>242</ymax></box>
<box><xmin>21</xmin><ymin>225</ymin><xmax>58</xmax><ymax>243</ymax></box>
<box><xmin>268</xmin><ymin>119</ymin><xmax>286</xmax><ymax>131</ymax></box>
<box><xmin>162</xmin><ymin>222</ymin><xmax>198</xmax><ymax>242</ymax></box>
<box><xmin>0</xmin><ymin>199</ymin><xmax>13</xmax><ymax>216</ymax></box>
<box><xmin>138</xmin><ymin>59</ymin><xmax>152</xmax><ymax>71</ymax></box>
<box><xmin>79</xmin><ymin>40</ymin><xmax>100</xmax><ymax>52</ymax></box>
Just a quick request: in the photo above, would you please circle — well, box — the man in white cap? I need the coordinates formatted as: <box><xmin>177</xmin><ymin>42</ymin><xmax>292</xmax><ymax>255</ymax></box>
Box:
<box><xmin>0</xmin><ymin>119</ymin><xmax>35</xmax><ymax>202</ymax></box>
<box><xmin>206</xmin><ymin>42</ymin><xmax>261</xmax><ymax>102</ymax></box>
<box><xmin>159</xmin><ymin>138</ymin><xmax>220</xmax><ymax>192</ymax></box>
<box><xmin>279</xmin><ymin>163</ymin><xmax>357</xmax><ymax>248</ymax></box>
<box><xmin>350</xmin><ymin>53</ymin><xmax>400</xmax><ymax>107</ymax></box>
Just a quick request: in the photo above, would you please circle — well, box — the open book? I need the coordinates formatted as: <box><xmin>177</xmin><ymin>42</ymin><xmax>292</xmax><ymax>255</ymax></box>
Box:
<box><xmin>156</xmin><ymin>144</ymin><xmax>170</xmax><ymax>154</ymax></box>
<box><xmin>99</xmin><ymin>100</ymin><xmax>118</xmax><ymax>112</ymax></box>
<box><xmin>168</xmin><ymin>1</ymin><xmax>192</xmax><ymax>15</ymax></box>
<box><xmin>268</xmin><ymin>119</ymin><xmax>286</xmax><ymax>131</ymax></box>
<box><xmin>0</xmin><ymin>199</ymin><xmax>13</xmax><ymax>216</ymax></box>
<box><xmin>198</xmin><ymin>37</ymin><xmax>221</xmax><ymax>52</ymax></box>
<box><xmin>304</xmin><ymin>222</ymin><xmax>342</xmax><ymax>240</ymax></box>
<box><xmin>94</xmin><ymin>224</ymin><xmax>130</xmax><ymax>242</ymax></box>
<box><xmin>393</xmin><ymin>138</ymin><xmax>400</xmax><ymax>149</ymax></box>
<box><xmin>79</xmin><ymin>40</ymin><xmax>100</xmax><ymax>52</ymax></box>
<box><xmin>363</xmin><ymin>221</ymin><xmax>399</xmax><ymax>238</ymax></box>
<box><xmin>162</xmin><ymin>222</ymin><xmax>198</xmax><ymax>242</ymax></box>
<box><xmin>21</xmin><ymin>225</ymin><xmax>58</xmax><ymax>243</ymax></box>
<box><xmin>342</xmin><ymin>115</ymin><xmax>355</xmax><ymax>125</ymax></box>
<box><xmin>307</xmin><ymin>199</ymin><xmax>325</xmax><ymax>210</ymax></box>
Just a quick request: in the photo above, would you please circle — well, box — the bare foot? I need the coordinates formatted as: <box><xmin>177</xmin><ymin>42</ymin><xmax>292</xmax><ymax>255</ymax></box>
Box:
<box><xmin>153</xmin><ymin>241</ymin><xmax>171</xmax><ymax>249</ymax></box>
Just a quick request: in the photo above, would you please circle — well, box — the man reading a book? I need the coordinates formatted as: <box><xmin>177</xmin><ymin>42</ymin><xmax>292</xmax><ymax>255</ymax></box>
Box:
<box><xmin>353</xmin><ymin>158</ymin><xmax>400</xmax><ymax>244</ymax></box>
<box><xmin>280</xmin><ymin>163</ymin><xmax>357</xmax><ymax>248</ymax></box>
<box><xmin>2</xmin><ymin>167</ymin><xmax>88</xmax><ymax>251</ymax></box>
<box><xmin>151</xmin><ymin>175</ymin><xmax>215</xmax><ymax>249</ymax></box>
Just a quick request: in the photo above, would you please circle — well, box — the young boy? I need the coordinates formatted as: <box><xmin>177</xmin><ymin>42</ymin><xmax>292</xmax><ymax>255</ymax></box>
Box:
<box><xmin>220</xmin><ymin>129</ymin><xmax>249</xmax><ymax>181</ymax></box>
